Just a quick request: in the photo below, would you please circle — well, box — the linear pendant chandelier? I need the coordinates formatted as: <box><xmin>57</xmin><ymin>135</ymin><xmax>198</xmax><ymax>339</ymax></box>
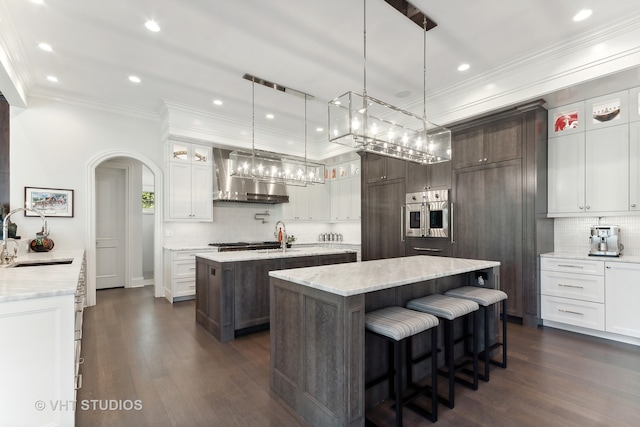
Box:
<box><xmin>328</xmin><ymin>0</ymin><xmax>451</xmax><ymax>164</ymax></box>
<box><xmin>229</xmin><ymin>75</ymin><xmax>325</xmax><ymax>186</ymax></box>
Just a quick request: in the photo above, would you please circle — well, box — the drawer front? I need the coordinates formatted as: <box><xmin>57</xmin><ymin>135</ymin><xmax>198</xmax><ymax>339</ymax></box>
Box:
<box><xmin>173</xmin><ymin>251</ymin><xmax>198</xmax><ymax>262</ymax></box>
<box><xmin>541</xmin><ymin>295</ymin><xmax>605</xmax><ymax>330</ymax></box>
<box><xmin>173</xmin><ymin>277</ymin><xmax>196</xmax><ymax>297</ymax></box>
<box><xmin>541</xmin><ymin>270</ymin><xmax>605</xmax><ymax>303</ymax></box>
<box><xmin>174</xmin><ymin>259</ymin><xmax>197</xmax><ymax>278</ymax></box>
<box><xmin>541</xmin><ymin>257</ymin><xmax>604</xmax><ymax>275</ymax></box>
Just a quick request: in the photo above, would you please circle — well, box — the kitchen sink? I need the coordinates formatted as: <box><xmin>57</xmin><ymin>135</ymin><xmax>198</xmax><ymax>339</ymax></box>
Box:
<box><xmin>8</xmin><ymin>259</ymin><xmax>73</xmax><ymax>268</ymax></box>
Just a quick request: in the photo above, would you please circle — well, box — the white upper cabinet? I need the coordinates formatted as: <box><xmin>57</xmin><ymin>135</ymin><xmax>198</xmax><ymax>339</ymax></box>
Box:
<box><xmin>548</xmin><ymin>133</ymin><xmax>585</xmax><ymax>214</ymax></box>
<box><xmin>166</xmin><ymin>140</ymin><xmax>213</xmax><ymax>221</ymax></box>
<box><xmin>585</xmin><ymin>124</ymin><xmax>629</xmax><ymax>212</ymax></box>
<box><xmin>630</xmin><ymin>121</ymin><xmax>640</xmax><ymax>211</ymax></box>
<box><xmin>548</xmin><ymin>90</ymin><xmax>634</xmax><ymax>217</ymax></box>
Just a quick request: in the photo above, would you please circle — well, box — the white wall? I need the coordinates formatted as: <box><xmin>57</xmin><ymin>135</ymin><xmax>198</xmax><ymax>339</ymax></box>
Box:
<box><xmin>9</xmin><ymin>98</ymin><xmax>162</xmax><ymax>250</ymax></box>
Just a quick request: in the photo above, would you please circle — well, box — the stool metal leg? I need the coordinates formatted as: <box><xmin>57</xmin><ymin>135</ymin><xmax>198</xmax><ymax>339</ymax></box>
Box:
<box><xmin>472</xmin><ymin>310</ymin><xmax>479</xmax><ymax>390</ymax></box>
<box><xmin>393</xmin><ymin>340</ymin><xmax>403</xmax><ymax>427</ymax></box>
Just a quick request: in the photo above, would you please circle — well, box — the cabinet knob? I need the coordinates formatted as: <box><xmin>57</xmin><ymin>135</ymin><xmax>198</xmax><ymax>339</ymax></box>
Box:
<box><xmin>586</xmin><ymin>206</ymin><xmax>591</xmax><ymax>210</ymax></box>
<box><xmin>483</xmin><ymin>158</ymin><xmax>488</xmax><ymax>162</ymax></box>
<box><xmin>579</xmin><ymin>206</ymin><xmax>584</xmax><ymax>210</ymax></box>
<box><xmin>632</xmin><ymin>204</ymin><xmax>637</xmax><ymax>208</ymax></box>
<box><xmin>478</xmin><ymin>159</ymin><xmax>483</xmax><ymax>163</ymax></box>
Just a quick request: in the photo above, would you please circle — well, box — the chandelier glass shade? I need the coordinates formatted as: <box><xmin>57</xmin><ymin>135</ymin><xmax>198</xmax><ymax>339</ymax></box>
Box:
<box><xmin>229</xmin><ymin>149</ymin><xmax>325</xmax><ymax>187</ymax></box>
<box><xmin>329</xmin><ymin>91</ymin><xmax>451</xmax><ymax>164</ymax></box>
<box><xmin>328</xmin><ymin>0</ymin><xmax>451</xmax><ymax>164</ymax></box>
<box><xmin>229</xmin><ymin>75</ymin><xmax>325</xmax><ymax>186</ymax></box>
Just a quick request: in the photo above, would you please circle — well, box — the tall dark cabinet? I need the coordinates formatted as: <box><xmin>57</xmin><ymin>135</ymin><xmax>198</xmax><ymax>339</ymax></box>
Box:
<box><xmin>451</xmin><ymin>102</ymin><xmax>553</xmax><ymax>325</ymax></box>
<box><xmin>359</xmin><ymin>101</ymin><xmax>553</xmax><ymax>326</ymax></box>
<box><xmin>361</xmin><ymin>153</ymin><xmax>406</xmax><ymax>260</ymax></box>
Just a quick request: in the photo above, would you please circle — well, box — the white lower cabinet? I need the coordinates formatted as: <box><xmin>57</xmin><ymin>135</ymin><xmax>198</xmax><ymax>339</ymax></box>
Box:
<box><xmin>604</xmin><ymin>262</ymin><xmax>640</xmax><ymax>339</ymax></box>
<box><xmin>164</xmin><ymin>249</ymin><xmax>216</xmax><ymax>302</ymax></box>
<box><xmin>0</xmin><ymin>257</ymin><xmax>86</xmax><ymax>427</ymax></box>
<box><xmin>540</xmin><ymin>258</ymin><xmax>605</xmax><ymax>330</ymax></box>
<box><xmin>541</xmin><ymin>256</ymin><xmax>640</xmax><ymax>343</ymax></box>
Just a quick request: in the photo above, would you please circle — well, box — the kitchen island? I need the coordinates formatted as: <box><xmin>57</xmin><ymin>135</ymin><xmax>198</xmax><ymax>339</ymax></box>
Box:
<box><xmin>195</xmin><ymin>246</ymin><xmax>357</xmax><ymax>342</ymax></box>
<box><xmin>268</xmin><ymin>255</ymin><xmax>500</xmax><ymax>427</ymax></box>
<box><xmin>0</xmin><ymin>250</ymin><xmax>86</xmax><ymax>427</ymax></box>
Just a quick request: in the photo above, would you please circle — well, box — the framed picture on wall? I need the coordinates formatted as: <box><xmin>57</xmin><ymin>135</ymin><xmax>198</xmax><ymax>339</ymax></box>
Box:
<box><xmin>585</xmin><ymin>90</ymin><xmax>628</xmax><ymax>130</ymax></box>
<box><xmin>547</xmin><ymin>101</ymin><xmax>584</xmax><ymax>136</ymax></box>
<box><xmin>24</xmin><ymin>187</ymin><xmax>74</xmax><ymax>217</ymax></box>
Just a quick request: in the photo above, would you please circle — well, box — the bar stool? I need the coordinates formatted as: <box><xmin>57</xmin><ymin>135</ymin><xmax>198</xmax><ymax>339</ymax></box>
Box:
<box><xmin>406</xmin><ymin>294</ymin><xmax>479</xmax><ymax>409</ymax></box>
<box><xmin>365</xmin><ymin>306</ymin><xmax>439</xmax><ymax>426</ymax></box>
<box><xmin>444</xmin><ymin>286</ymin><xmax>507</xmax><ymax>381</ymax></box>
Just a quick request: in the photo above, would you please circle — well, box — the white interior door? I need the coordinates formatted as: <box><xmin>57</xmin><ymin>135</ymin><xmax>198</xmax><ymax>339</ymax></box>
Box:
<box><xmin>96</xmin><ymin>166</ymin><xmax>126</xmax><ymax>289</ymax></box>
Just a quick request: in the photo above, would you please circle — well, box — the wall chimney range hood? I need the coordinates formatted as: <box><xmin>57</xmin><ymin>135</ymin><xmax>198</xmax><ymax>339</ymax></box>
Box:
<box><xmin>213</xmin><ymin>148</ymin><xmax>289</xmax><ymax>204</ymax></box>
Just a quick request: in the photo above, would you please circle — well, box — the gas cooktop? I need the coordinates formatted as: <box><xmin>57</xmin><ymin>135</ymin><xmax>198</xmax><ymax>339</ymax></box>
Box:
<box><xmin>208</xmin><ymin>241</ymin><xmax>285</xmax><ymax>252</ymax></box>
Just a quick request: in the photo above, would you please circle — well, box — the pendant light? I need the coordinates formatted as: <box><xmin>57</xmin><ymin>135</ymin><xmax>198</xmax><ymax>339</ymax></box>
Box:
<box><xmin>328</xmin><ymin>0</ymin><xmax>451</xmax><ymax>164</ymax></box>
<box><xmin>229</xmin><ymin>75</ymin><xmax>325</xmax><ymax>186</ymax></box>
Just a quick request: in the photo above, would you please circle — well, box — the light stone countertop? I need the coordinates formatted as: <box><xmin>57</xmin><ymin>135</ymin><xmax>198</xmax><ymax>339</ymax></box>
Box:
<box><xmin>195</xmin><ymin>246</ymin><xmax>357</xmax><ymax>263</ymax></box>
<box><xmin>269</xmin><ymin>255</ymin><xmax>500</xmax><ymax>297</ymax></box>
<box><xmin>0</xmin><ymin>250</ymin><xmax>85</xmax><ymax>303</ymax></box>
<box><xmin>540</xmin><ymin>252</ymin><xmax>640</xmax><ymax>264</ymax></box>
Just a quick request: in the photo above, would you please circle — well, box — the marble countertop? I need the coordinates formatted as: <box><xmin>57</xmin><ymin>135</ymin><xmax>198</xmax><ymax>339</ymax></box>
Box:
<box><xmin>195</xmin><ymin>246</ymin><xmax>357</xmax><ymax>263</ymax></box>
<box><xmin>269</xmin><ymin>255</ymin><xmax>500</xmax><ymax>297</ymax></box>
<box><xmin>164</xmin><ymin>242</ymin><xmax>361</xmax><ymax>251</ymax></box>
<box><xmin>0</xmin><ymin>250</ymin><xmax>85</xmax><ymax>303</ymax></box>
<box><xmin>541</xmin><ymin>252</ymin><xmax>640</xmax><ymax>264</ymax></box>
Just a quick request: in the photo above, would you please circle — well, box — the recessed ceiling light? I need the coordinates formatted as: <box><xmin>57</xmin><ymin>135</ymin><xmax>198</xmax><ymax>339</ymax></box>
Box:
<box><xmin>457</xmin><ymin>63</ymin><xmax>470</xmax><ymax>72</ymax></box>
<box><xmin>46</xmin><ymin>75</ymin><xmax>58</xmax><ymax>83</ymax></box>
<box><xmin>316</xmin><ymin>127</ymin><xmax>324</xmax><ymax>132</ymax></box>
<box><xmin>145</xmin><ymin>20</ymin><xmax>161</xmax><ymax>32</ymax></box>
<box><xmin>31</xmin><ymin>0</ymin><xmax>45</xmax><ymax>5</ymax></box>
<box><xmin>573</xmin><ymin>9</ymin><xmax>592</xmax><ymax>22</ymax></box>
<box><xmin>38</xmin><ymin>43</ymin><xmax>52</xmax><ymax>52</ymax></box>
<box><xmin>213</xmin><ymin>99</ymin><xmax>223</xmax><ymax>106</ymax></box>
<box><xmin>128</xmin><ymin>75</ymin><xmax>141</xmax><ymax>83</ymax></box>
<box><xmin>395</xmin><ymin>90</ymin><xmax>411</xmax><ymax>98</ymax></box>
<box><xmin>266</xmin><ymin>114</ymin><xmax>274</xmax><ymax>119</ymax></box>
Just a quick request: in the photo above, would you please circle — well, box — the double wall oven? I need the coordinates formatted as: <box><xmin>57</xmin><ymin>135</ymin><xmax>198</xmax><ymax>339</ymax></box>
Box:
<box><xmin>404</xmin><ymin>189</ymin><xmax>453</xmax><ymax>256</ymax></box>
<box><xmin>405</xmin><ymin>189</ymin><xmax>450</xmax><ymax>238</ymax></box>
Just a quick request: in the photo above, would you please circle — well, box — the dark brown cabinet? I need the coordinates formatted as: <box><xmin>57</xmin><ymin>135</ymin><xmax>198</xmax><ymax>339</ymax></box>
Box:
<box><xmin>450</xmin><ymin>103</ymin><xmax>553</xmax><ymax>325</ymax></box>
<box><xmin>405</xmin><ymin>236</ymin><xmax>452</xmax><ymax>257</ymax></box>
<box><xmin>364</xmin><ymin>152</ymin><xmax>406</xmax><ymax>183</ymax></box>
<box><xmin>453</xmin><ymin>160</ymin><xmax>523</xmax><ymax>317</ymax></box>
<box><xmin>406</xmin><ymin>161</ymin><xmax>451</xmax><ymax>192</ymax></box>
<box><xmin>452</xmin><ymin>116</ymin><xmax>522</xmax><ymax>169</ymax></box>
<box><xmin>361</xmin><ymin>152</ymin><xmax>406</xmax><ymax>260</ymax></box>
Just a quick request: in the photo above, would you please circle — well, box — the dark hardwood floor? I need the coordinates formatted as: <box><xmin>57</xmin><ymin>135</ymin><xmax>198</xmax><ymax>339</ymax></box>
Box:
<box><xmin>77</xmin><ymin>286</ymin><xmax>640</xmax><ymax>427</ymax></box>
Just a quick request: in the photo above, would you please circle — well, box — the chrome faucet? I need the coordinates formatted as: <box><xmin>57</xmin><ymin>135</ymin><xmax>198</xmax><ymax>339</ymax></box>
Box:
<box><xmin>274</xmin><ymin>220</ymin><xmax>287</xmax><ymax>252</ymax></box>
<box><xmin>1</xmin><ymin>208</ymin><xmax>49</xmax><ymax>264</ymax></box>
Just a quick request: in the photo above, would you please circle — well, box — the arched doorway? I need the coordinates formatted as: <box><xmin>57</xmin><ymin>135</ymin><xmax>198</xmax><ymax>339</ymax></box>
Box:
<box><xmin>85</xmin><ymin>151</ymin><xmax>163</xmax><ymax>306</ymax></box>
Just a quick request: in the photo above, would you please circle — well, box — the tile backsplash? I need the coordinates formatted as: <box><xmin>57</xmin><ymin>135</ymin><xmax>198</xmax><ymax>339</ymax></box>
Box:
<box><xmin>554</xmin><ymin>216</ymin><xmax>640</xmax><ymax>255</ymax></box>
<box><xmin>163</xmin><ymin>202</ymin><xmax>361</xmax><ymax>247</ymax></box>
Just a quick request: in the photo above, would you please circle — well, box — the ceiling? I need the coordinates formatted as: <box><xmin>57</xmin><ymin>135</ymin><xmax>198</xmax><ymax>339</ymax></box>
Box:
<box><xmin>2</xmin><ymin>0</ymin><xmax>640</xmax><ymax>159</ymax></box>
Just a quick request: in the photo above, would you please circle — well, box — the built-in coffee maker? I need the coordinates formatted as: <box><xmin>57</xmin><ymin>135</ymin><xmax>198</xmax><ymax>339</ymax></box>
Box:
<box><xmin>589</xmin><ymin>225</ymin><xmax>623</xmax><ymax>257</ymax></box>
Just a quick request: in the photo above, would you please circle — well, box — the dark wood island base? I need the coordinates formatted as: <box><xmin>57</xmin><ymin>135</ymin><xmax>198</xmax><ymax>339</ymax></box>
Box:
<box><xmin>269</xmin><ymin>256</ymin><xmax>501</xmax><ymax>427</ymax></box>
<box><xmin>194</xmin><ymin>248</ymin><xmax>357</xmax><ymax>342</ymax></box>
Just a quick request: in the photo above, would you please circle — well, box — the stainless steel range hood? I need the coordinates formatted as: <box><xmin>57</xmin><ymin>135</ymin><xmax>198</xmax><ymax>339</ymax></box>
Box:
<box><xmin>213</xmin><ymin>148</ymin><xmax>289</xmax><ymax>204</ymax></box>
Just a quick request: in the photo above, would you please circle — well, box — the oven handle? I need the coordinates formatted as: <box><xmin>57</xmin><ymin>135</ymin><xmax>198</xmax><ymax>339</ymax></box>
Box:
<box><xmin>450</xmin><ymin>202</ymin><xmax>455</xmax><ymax>244</ymax></box>
<box><xmin>401</xmin><ymin>205</ymin><xmax>406</xmax><ymax>243</ymax></box>
<box><xmin>413</xmin><ymin>247</ymin><xmax>443</xmax><ymax>252</ymax></box>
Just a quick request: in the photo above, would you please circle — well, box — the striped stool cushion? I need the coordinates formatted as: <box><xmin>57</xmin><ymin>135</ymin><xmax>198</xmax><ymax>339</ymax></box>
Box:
<box><xmin>444</xmin><ymin>286</ymin><xmax>508</xmax><ymax>307</ymax></box>
<box><xmin>365</xmin><ymin>306</ymin><xmax>439</xmax><ymax>341</ymax></box>
<box><xmin>407</xmin><ymin>294</ymin><xmax>479</xmax><ymax>320</ymax></box>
